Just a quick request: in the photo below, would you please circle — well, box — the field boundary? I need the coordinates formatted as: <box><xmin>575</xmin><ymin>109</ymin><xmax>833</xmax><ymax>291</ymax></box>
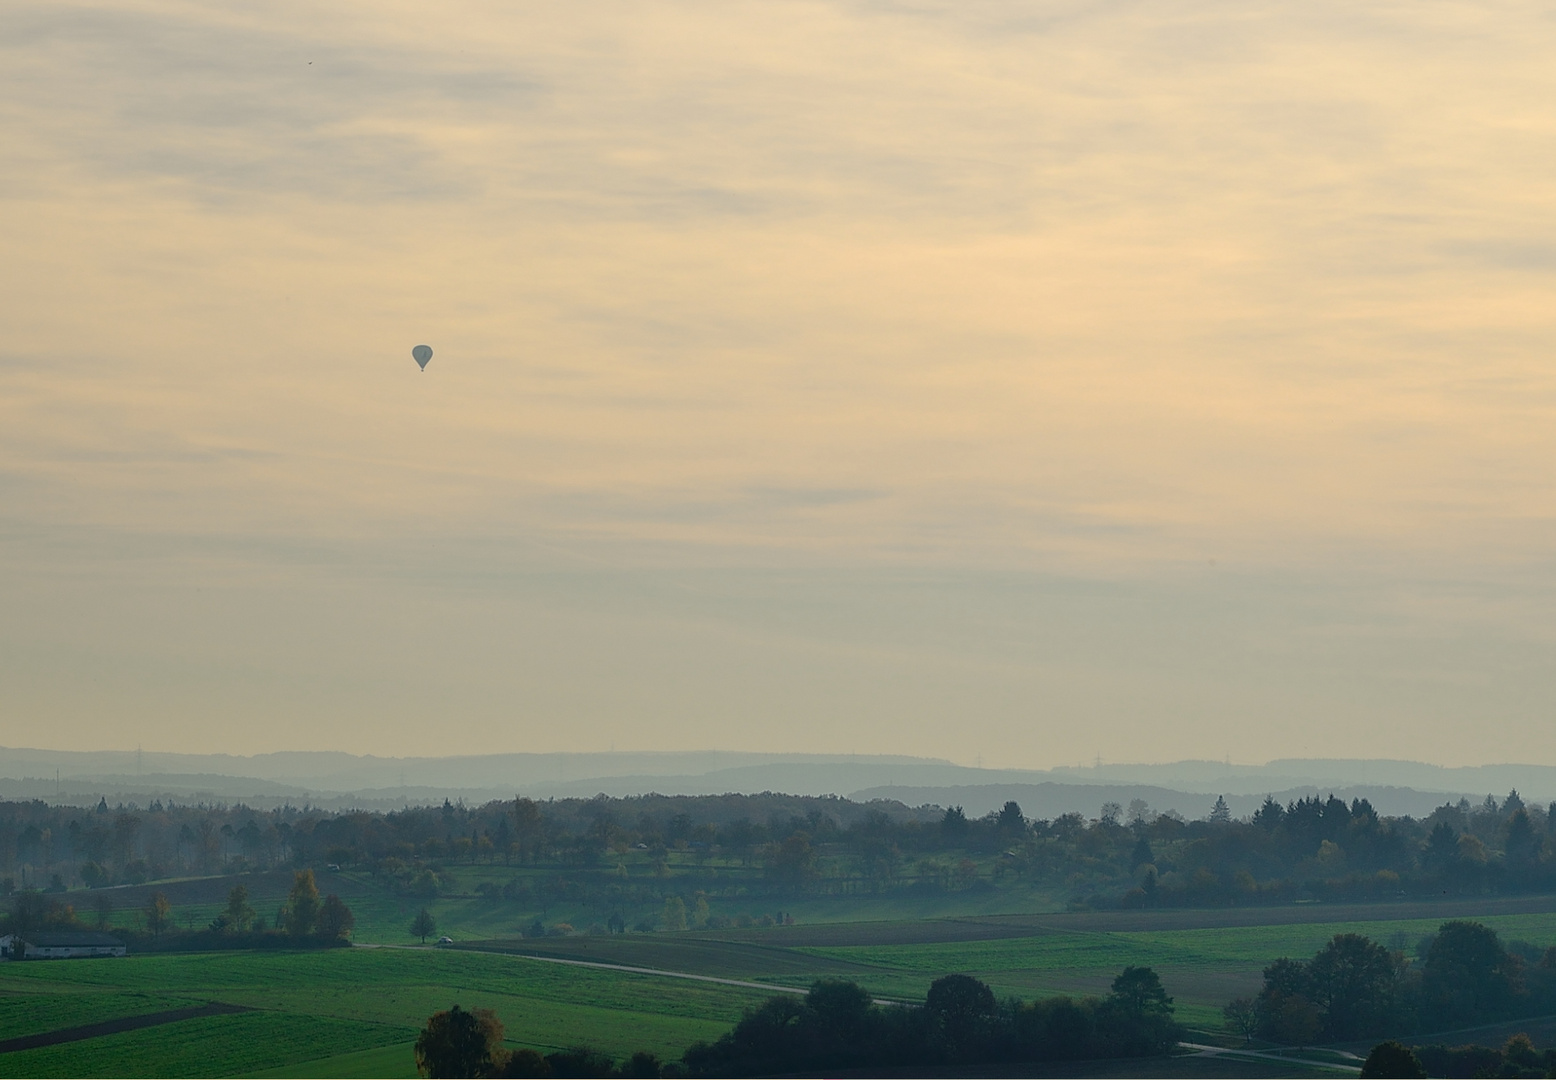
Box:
<box><xmin>0</xmin><ymin>1001</ymin><xmax>254</xmax><ymax>1054</ymax></box>
<box><xmin>456</xmin><ymin>944</ymin><xmax>916</xmax><ymax>1005</ymax></box>
<box><xmin>465</xmin><ymin>946</ymin><xmax>811</xmax><ymax>994</ymax></box>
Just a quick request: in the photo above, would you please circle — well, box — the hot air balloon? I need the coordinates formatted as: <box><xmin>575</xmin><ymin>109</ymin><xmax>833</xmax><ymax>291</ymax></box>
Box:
<box><xmin>412</xmin><ymin>344</ymin><xmax>433</xmax><ymax>370</ymax></box>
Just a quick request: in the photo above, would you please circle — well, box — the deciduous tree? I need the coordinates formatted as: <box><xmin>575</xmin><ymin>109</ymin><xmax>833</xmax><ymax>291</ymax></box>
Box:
<box><xmin>285</xmin><ymin>869</ymin><xmax>320</xmax><ymax>936</ymax></box>
<box><xmin>926</xmin><ymin>973</ymin><xmax>997</xmax><ymax>1055</ymax></box>
<box><xmin>1420</xmin><ymin>921</ymin><xmax>1520</xmax><ymax>1028</ymax></box>
<box><xmin>1306</xmin><ymin>933</ymin><xmax>1399</xmax><ymax>1039</ymax></box>
<box><xmin>412</xmin><ymin>907</ymin><xmax>437</xmax><ymax>944</ymax></box>
<box><xmin>221</xmin><ymin>885</ymin><xmax>254</xmax><ymax>932</ymax></box>
<box><xmin>414</xmin><ymin>1004</ymin><xmax>505</xmax><ymax>1078</ymax></box>
<box><xmin>1223</xmin><ymin>997</ymin><xmax>1257</xmax><ymax>1044</ymax></box>
<box><xmin>145</xmin><ymin>892</ymin><xmax>171</xmax><ymax>939</ymax></box>
<box><xmin>317</xmin><ymin>894</ymin><xmax>355</xmax><ymax>939</ymax></box>
<box><xmin>1360</xmin><ymin>1040</ymin><xmax>1426</xmax><ymax>1078</ymax></box>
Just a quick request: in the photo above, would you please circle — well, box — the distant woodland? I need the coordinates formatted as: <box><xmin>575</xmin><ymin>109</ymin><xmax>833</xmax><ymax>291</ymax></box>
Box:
<box><xmin>3</xmin><ymin>788</ymin><xmax>1555</xmax><ymax>919</ymax></box>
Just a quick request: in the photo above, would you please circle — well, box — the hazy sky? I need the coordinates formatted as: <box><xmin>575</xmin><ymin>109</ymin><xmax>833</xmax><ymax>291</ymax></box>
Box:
<box><xmin>3</xmin><ymin>0</ymin><xmax>1554</xmax><ymax>765</ymax></box>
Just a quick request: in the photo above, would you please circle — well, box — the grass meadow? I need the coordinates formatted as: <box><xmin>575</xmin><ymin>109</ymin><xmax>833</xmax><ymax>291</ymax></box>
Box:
<box><xmin>0</xmin><ymin>1011</ymin><xmax>408</xmax><ymax>1079</ymax></box>
<box><xmin>465</xmin><ymin>901</ymin><xmax>1556</xmax><ymax>1029</ymax></box>
<box><xmin>0</xmin><ymin>947</ymin><xmax>772</xmax><ymax>1077</ymax></box>
<box><xmin>6</xmin><ymin>879</ymin><xmax>1556</xmax><ymax>1075</ymax></box>
<box><xmin>0</xmin><ymin>991</ymin><xmax>200</xmax><ymax>1042</ymax></box>
<box><xmin>792</xmin><ymin>910</ymin><xmax>1556</xmax><ymax>1026</ymax></box>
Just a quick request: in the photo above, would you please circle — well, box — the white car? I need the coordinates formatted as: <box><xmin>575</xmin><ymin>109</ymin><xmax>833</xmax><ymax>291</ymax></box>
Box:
<box><xmin>435</xmin><ymin>936</ymin><xmax>454</xmax><ymax>947</ymax></box>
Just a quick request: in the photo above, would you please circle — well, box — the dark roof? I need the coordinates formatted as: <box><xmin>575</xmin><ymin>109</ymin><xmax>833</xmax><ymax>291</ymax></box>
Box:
<box><xmin>21</xmin><ymin>932</ymin><xmax>125</xmax><ymax>947</ymax></box>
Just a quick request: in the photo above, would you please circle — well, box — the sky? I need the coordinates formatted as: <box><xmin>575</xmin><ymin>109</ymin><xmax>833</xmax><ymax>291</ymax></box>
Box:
<box><xmin>2</xmin><ymin>0</ymin><xmax>1554</xmax><ymax>765</ymax></box>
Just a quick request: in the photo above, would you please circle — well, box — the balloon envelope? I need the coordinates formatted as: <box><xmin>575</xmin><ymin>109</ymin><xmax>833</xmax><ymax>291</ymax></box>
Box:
<box><xmin>412</xmin><ymin>344</ymin><xmax>433</xmax><ymax>370</ymax></box>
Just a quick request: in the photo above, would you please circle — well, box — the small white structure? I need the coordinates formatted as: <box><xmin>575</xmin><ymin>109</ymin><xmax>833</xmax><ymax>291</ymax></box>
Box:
<box><xmin>1</xmin><ymin>931</ymin><xmax>126</xmax><ymax>959</ymax></box>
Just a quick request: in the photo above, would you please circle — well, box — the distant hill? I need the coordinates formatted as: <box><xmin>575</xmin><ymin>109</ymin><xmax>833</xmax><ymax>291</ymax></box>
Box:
<box><xmin>0</xmin><ymin>746</ymin><xmax>939</xmax><ymax>790</ymax></box>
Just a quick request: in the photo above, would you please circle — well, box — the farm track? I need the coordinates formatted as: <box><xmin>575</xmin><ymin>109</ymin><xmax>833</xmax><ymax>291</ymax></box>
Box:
<box><xmin>457</xmin><ymin>934</ymin><xmax>891</xmax><ymax>980</ymax></box>
<box><xmin>459</xmin><ymin>949</ymin><xmax>828</xmax><ymax>997</ymax></box>
<box><xmin>1179</xmin><ymin>1043</ymin><xmax>1359</xmax><ymax>1076</ymax></box>
<box><xmin>0</xmin><ymin>1001</ymin><xmax>252</xmax><ymax>1054</ymax></box>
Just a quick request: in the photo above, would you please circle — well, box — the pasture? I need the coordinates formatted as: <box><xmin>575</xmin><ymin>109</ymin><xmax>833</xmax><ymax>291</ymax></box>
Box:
<box><xmin>0</xmin><ymin>991</ymin><xmax>198</xmax><ymax>1043</ymax></box>
<box><xmin>4</xmin><ymin>892</ymin><xmax>1556</xmax><ymax>1075</ymax></box>
<box><xmin>0</xmin><ymin>947</ymin><xmax>772</xmax><ymax>1077</ymax></box>
<box><xmin>0</xmin><ymin>1011</ymin><xmax>407</xmax><ymax>1079</ymax></box>
<box><xmin>791</xmin><ymin>911</ymin><xmax>1556</xmax><ymax>1027</ymax></box>
<box><xmin>466</xmin><ymin>895</ymin><xmax>1556</xmax><ymax>1028</ymax></box>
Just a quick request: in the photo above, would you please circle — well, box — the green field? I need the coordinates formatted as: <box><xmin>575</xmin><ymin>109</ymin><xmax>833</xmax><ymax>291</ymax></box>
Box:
<box><xmin>0</xmin><ymin>947</ymin><xmax>773</xmax><ymax>1077</ymax></box>
<box><xmin>792</xmin><ymin>910</ymin><xmax>1556</xmax><ymax>1026</ymax></box>
<box><xmin>240</xmin><ymin>1042</ymin><xmax>419</xmax><ymax>1079</ymax></box>
<box><xmin>0</xmin><ymin>991</ymin><xmax>201</xmax><ymax>1042</ymax></box>
<box><xmin>461</xmin><ymin>898</ymin><xmax>1556</xmax><ymax>1028</ymax></box>
<box><xmin>0</xmin><ymin>1011</ymin><xmax>408</xmax><ymax>1079</ymax></box>
<box><xmin>6</xmin><ymin>886</ymin><xmax>1556</xmax><ymax>1076</ymax></box>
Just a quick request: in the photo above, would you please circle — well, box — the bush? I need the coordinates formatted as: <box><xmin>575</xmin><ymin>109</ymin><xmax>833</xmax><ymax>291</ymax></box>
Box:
<box><xmin>544</xmin><ymin>1046</ymin><xmax>616</xmax><ymax>1078</ymax></box>
<box><xmin>1411</xmin><ymin>1036</ymin><xmax>1556</xmax><ymax>1080</ymax></box>
<box><xmin>1360</xmin><ymin>1041</ymin><xmax>1425</xmax><ymax>1078</ymax></box>
<box><xmin>494</xmin><ymin>1049</ymin><xmax>550</xmax><ymax>1077</ymax></box>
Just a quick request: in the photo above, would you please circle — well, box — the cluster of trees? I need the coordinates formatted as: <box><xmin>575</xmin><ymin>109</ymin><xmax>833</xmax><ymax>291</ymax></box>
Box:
<box><xmin>1227</xmin><ymin>921</ymin><xmax>1556</xmax><ymax>1046</ymax></box>
<box><xmin>0</xmin><ymin>870</ymin><xmax>356</xmax><ymax>950</ymax></box>
<box><xmin>413</xmin><ymin>1004</ymin><xmax>663</xmax><ymax>1078</ymax></box>
<box><xmin>6</xmin><ymin>786</ymin><xmax>1556</xmax><ymax>914</ymax></box>
<box><xmin>1409</xmin><ymin>1034</ymin><xmax>1556</xmax><ymax>1079</ymax></box>
<box><xmin>1112</xmin><ymin>792</ymin><xmax>1556</xmax><ymax>910</ymax></box>
<box><xmin>1358</xmin><ymin>1034</ymin><xmax>1556</xmax><ymax>1079</ymax></box>
<box><xmin>413</xmin><ymin>969</ymin><xmax>1180</xmax><ymax>1078</ymax></box>
<box><xmin>681</xmin><ymin>968</ymin><xmax>1179</xmax><ymax>1076</ymax></box>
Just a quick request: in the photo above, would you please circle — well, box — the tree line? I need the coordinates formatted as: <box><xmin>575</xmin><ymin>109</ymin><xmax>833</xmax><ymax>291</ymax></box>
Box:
<box><xmin>4</xmin><ymin>786</ymin><xmax>1556</xmax><ymax>913</ymax></box>
<box><xmin>0</xmin><ymin>869</ymin><xmax>356</xmax><ymax>950</ymax></box>
<box><xmin>412</xmin><ymin>967</ymin><xmax>1181</xmax><ymax>1077</ymax></box>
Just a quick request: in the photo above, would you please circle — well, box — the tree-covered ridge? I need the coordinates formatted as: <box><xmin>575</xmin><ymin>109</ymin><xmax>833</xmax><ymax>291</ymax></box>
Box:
<box><xmin>3</xmin><ymin>787</ymin><xmax>1554</xmax><ymax>913</ymax></box>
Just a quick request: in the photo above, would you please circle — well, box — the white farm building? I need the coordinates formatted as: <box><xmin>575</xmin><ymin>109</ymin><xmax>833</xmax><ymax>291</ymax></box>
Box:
<box><xmin>0</xmin><ymin>932</ymin><xmax>126</xmax><ymax>959</ymax></box>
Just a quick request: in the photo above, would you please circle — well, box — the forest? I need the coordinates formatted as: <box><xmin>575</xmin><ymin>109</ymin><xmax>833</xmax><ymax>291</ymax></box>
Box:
<box><xmin>3</xmin><ymin>786</ymin><xmax>1555</xmax><ymax>921</ymax></box>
